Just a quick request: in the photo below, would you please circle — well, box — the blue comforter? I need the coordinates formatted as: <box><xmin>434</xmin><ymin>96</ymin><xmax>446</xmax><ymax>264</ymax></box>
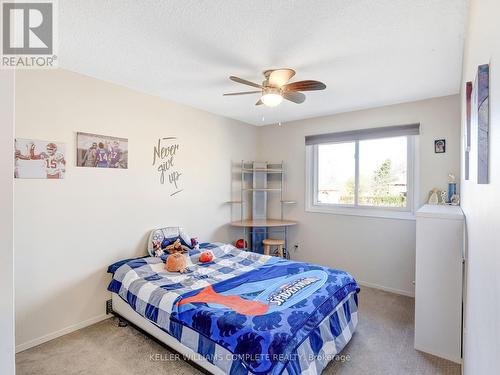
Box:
<box><xmin>170</xmin><ymin>259</ymin><xmax>359</xmax><ymax>374</ymax></box>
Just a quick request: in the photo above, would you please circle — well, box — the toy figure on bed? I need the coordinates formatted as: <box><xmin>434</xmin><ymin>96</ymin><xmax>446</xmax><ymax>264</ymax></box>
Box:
<box><xmin>152</xmin><ymin>240</ymin><xmax>162</xmax><ymax>257</ymax></box>
<box><xmin>199</xmin><ymin>250</ymin><xmax>214</xmax><ymax>263</ymax></box>
<box><xmin>164</xmin><ymin>239</ymin><xmax>190</xmax><ymax>273</ymax></box>
<box><xmin>190</xmin><ymin>237</ymin><xmax>200</xmax><ymax>250</ymax></box>
<box><xmin>153</xmin><ymin>236</ymin><xmax>189</xmax><ymax>257</ymax></box>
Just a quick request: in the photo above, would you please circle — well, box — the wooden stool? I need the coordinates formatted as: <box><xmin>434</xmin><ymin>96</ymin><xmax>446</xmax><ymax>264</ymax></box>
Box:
<box><xmin>263</xmin><ymin>238</ymin><xmax>285</xmax><ymax>257</ymax></box>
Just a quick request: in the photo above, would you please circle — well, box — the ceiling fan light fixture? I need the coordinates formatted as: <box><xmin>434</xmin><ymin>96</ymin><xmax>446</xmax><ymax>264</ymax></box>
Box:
<box><xmin>261</xmin><ymin>87</ymin><xmax>283</xmax><ymax>107</ymax></box>
<box><xmin>225</xmin><ymin>69</ymin><xmax>326</xmax><ymax>107</ymax></box>
<box><xmin>261</xmin><ymin>93</ymin><xmax>283</xmax><ymax>107</ymax></box>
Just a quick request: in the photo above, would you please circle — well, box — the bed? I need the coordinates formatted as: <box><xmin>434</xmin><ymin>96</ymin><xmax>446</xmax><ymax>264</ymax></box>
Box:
<box><xmin>108</xmin><ymin>229</ymin><xmax>359</xmax><ymax>375</ymax></box>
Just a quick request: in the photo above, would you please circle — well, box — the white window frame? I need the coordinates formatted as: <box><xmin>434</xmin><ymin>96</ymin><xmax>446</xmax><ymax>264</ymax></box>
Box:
<box><xmin>305</xmin><ymin>135</ymin><xmax>418</xmax><ymax>220</ymax></box>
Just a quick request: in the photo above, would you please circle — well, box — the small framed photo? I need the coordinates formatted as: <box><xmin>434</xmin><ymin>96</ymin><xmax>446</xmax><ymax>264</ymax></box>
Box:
<box><xmin>15</xmin><ymin>138</ymin><xmax>66</xmax><ymax>179</ymax></box>
<box><xmin>434</xmin><ymin>139</ymin><xmax>446</xmax><ymax>154</ymax></box>
<box><xmin>76</xmin><ymin>132</ymin><xmax>128</xmax><ymax>168</ymax></box>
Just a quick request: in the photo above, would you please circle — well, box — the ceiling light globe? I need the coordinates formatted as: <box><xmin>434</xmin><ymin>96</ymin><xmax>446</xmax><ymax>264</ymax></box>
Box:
<box><xmin>261</xmin><ymin>93</ymin><xmax>283</xmax><ymax>107</ymax></box>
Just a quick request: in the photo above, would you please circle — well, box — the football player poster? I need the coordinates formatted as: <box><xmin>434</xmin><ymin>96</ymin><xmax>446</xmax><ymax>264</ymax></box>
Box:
<box><xmin>15</xmin><ymin>139</ymin><xmax>66</xmax><ymax>179</ymax></box>
<box><xmin>76</xmin><ymin>132</ymin><xmax>128</xmax><ymax>169</ymax></box>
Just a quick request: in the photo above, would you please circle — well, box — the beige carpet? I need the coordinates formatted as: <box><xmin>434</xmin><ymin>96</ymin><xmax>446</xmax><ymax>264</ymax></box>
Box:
<box><xmin>16</xmin><ymin>287</ymin><xmax>461</xmax><ymax>375</ymax></box>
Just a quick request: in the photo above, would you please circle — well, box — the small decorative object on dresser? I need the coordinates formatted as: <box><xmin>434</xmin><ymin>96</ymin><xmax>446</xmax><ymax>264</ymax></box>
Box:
<box><xmin>451</xmin><ymin>194</ymin><xmax>460</xmax><ymax>206</ymax></box>
<box><xmin>447</xmin><ymin>174</ymin><xmax>457</xmax><ymax>203</ymax></box>
<box><xmin>439</xmin><ymin>190</ymin><xmax>448</xmax><ymax>205</ymax></box>
<box><xmin>428</xmin><ymin>188</ymin><xmax>440</xmax><ymax>205</ymax></box>
<box><xmin>434</xmin><ymin>139</ymin><xmax>446</xmax><ymax>153</ymax></box>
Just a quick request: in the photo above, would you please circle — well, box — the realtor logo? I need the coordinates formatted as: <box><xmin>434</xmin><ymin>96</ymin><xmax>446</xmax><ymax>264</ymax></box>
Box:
<box><xmin>1</xmin><ymin>0</ymin><xmax>58</xmax><ymax>68</ymax></box>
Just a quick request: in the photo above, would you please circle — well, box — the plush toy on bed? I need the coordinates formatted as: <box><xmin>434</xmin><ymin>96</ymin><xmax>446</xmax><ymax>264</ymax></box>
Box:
<box><xmin>152</xmin><ymin>240</ymin><xmax>163</xmax><ymax>257</ymax></box>
<box><xmin>191</xmin><ymin>237</ymin><xmax>200</xmax><ymax>250</ymax></box>
<box><xmin>164</xmin><ymin>239</ymin><xmax>189</xmax><ymax>273</ymax></box>
<box><xmin>166</xmin><ymin>253</ymin><xmax>188</xmax><ymax>273</ymax></box>
<box><xmin>165</xmin><ymin>238</ymin><xmax>190</xmax><ymax>254</ymax></box>
<box><xmin>199</xmin><ymin>250</ymin><xmax>214</xmax><ymax>263</ymax></box>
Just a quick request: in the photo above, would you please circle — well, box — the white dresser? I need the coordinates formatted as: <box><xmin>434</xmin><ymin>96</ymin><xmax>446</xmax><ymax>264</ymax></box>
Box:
<box><xmin>415</xmin><ymin>204</ymin><xmax>464</xmax><ymax>363</ymax></box>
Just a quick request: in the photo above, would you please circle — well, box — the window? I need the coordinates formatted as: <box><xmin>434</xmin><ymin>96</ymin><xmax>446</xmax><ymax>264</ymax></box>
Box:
<box><xmin>317</xmin><ymin>142</ymin><xmax>355</xmax><ymax>205</ymax></box>
<box><xmin>306</xmin><ymin>125</ymin><xmax>418</xmax><ymax>219</ymax></box>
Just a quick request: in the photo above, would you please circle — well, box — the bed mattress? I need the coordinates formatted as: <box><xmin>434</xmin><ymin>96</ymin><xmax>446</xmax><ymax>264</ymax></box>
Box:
<box><xmin>108</xmin><ymin>243</ymin><xmax>359</xmax><ymax>374</ymax></box>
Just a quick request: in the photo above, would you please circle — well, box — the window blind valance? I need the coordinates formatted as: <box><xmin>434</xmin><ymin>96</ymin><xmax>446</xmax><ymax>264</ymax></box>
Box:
<box><xmin>304</xmin><ymin>123</ymin><xmax>420</xmax><ymax>145</ymax></box>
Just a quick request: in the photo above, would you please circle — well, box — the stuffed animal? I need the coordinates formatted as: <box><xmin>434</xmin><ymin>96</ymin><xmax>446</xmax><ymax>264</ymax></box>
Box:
<box><xmin>191</xmin><ymin>237</ymin><xmax>200</xmax><ymax>250</ymax></box>
<box><xmin>199</xmin><ymin>250</ymin><xmax>214</xmax><ymax>263</ymax></box>
<box><xmin>235</xmin><ymin>239</ymin><xmax>247</xmax><ymax>249</ymax></box>
<box><xmin>165</xmin><ymin>239</ymin><xmax>189</xmax><ymax>254</ymax></box>
<box><xmin>164</xmin><ymin>239</ymin><xmax>189</xmax><ymax>273</ymax></box>
<box><xmin>166</xmin><ymin>252</ymin><xmax>188</xmax><ymax>273</ymax></box>
<box><xmin>152</xmin><ymin>240</ymin><xmax>161</xmax><ymax>251</ymax></box>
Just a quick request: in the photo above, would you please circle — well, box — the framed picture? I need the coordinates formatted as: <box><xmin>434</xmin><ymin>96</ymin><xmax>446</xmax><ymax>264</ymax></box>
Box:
<box><xmin>475</xmin><ymin>64</ymin><xmax>489</xmax><ymax>184</ymax></box>
<box><xmin>76</xmin><ymin>132</ymin><xmax>128</xmax><ymax>168</ymax></box>
<box><xmin>464</xmin><ymin>81</ymin><xmax>472</xmax><ymax>180</ymax></box>
<box><xmin>434</xmin><ymin>139</ymin><xmax>446</xmax><ymax>154</ymax></box>
<box><xmin>15</xmin><ymin>138</ymin><xmax>66</xmax><ymax>179</ymax></box>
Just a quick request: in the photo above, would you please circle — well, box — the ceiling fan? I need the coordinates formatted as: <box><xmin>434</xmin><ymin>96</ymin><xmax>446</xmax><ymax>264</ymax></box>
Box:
<box><xmin>223</xmin><ymin>68</ymin><xmax>326</xmax><ymax>107</ymax></box>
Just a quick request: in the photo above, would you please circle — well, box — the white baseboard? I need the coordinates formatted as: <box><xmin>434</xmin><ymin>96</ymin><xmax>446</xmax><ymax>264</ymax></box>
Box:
<box><xmin>15</xmin><ymin>314</ymin><xmax>110</xmax><ymax>353</ymax></box>
<box><xmin>357</xmin><ymin>280</ymin><xmax>415</xmax><ymax>297</ymax></box>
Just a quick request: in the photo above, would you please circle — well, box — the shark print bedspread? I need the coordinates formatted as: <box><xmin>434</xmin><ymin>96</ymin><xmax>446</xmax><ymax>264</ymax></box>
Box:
<box><xmin>170</xmin><ymin>259</ymin><xmax>359</xmax><ymax>374</ymax></box>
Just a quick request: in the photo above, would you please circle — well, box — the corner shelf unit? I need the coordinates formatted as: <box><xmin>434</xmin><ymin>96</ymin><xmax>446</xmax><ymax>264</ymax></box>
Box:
<box><xmin>228</xmin><ymin>161</ymin><xmax>297</xmax><ymax>256</ymax></box>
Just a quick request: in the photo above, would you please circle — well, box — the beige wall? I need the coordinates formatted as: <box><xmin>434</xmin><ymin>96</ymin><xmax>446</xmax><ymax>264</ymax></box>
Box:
<box><xmin>0</xmin><ymin>70</ymin><xmax>15</xmax><ymax>374</ymax></box>
<box><xmin>461</xmin><ymin>0</ymin><xmax>500</xmax><ymax>373</ymax></box>
<box><xmin>14</xmin><ymin>69</ymin><xmax>258</xmax><ymax>350</ymax></box>
<box><xmin>14</xmin><ymin>69</ymin><xmax>462</xmax><ymax>353</ymax></box>
<box><xmin>258</xmin><ymin>95</ymin><xmax>461</xmax><ymax>296</ymax></box>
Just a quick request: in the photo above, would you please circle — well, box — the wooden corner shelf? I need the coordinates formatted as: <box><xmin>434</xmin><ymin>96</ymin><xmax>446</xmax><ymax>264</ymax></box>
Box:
<box><xmin>228</xmin><ymin>161</ymin><xmax>298</xmax><ymax>254</ymax></box>
<box><xmin>230</xmin><ymin>219</ymin><xmax>297</xmax><ymax>228</ymax></box>
<box><xmin>241</xmin><ymin>168</ymin><xmax>283</xmax><ymax>174</ymax></box>
<box><xmin>242</xmin><ymin>188</ymin><xmax>282</xmax><ymax>192</ymax></box>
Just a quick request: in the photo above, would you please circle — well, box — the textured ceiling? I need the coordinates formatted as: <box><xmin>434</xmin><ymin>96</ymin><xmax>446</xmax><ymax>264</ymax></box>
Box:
<box><xmin>59</xmin><ymin>0</ymin><xmax>467</xmax><ymax>126</ymax></box>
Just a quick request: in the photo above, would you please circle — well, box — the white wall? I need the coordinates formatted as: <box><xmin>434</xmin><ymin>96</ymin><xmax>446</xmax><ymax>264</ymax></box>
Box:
<box><xmin>461</xmin><ymin>1</ymin><xmax>500</xmax><ymax>373</ymax></box>
<box><xmin>258</xmin><ymin>95</ymin><xmax>461</xmax><ymax>296</ymax></box>
<box><xmin>14</xmin><ymin>69</ymin><xmax>462</xmax><ymax>352</ymax></box>
<box><xmin>0</xmin><ymin>70</ymin><xmax>15</xmax><ymax>374</ymax></box>
<box><xmin>14</xmin><ymin>69</ymin><xmax>258</xmax><ymax>351</ymax></box>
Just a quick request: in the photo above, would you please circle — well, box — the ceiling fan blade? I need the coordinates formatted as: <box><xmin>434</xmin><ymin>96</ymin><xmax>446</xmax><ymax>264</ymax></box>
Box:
<box><xmin>230</xmin><ymin>76</ymin><xmax>263</xmax><ymax>89</ymax></box>
<box><xmin>255</xmin><ymin>99</ymin><xmax>263</xmax><ymax>106</ymax></box>
<box><xmin>283</xmin><ymin>91</ymin><xmax>306</xmax><ymax>104</ymax></box>
<box><xmin>223</xmin><ymin>91</ymin><xmax>261</xmax><ymax>96</ymax></box>
<box><xmin>283</xmin><ymin>80</ymin><xmax>326</xmax><ymax>92</ymax></box>
<box><xmin>268</xmin><ymin>68</ymin><xmax>296</xmax><ymax>87</ymax></box>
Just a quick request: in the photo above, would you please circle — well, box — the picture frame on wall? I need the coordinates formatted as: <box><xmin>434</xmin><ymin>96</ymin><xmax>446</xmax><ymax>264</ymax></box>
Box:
<box><xmin>464</xmin><ymin>81</ymin><xmax>472</xmax><ymax>180</ymax></box>
<box><xmin>434</xmin><ymin>139</ymin><xmax>446</xmax><ymax>154</ymax></box>
<box><xmin>76</xmin><ymin>132</ymin><xmax>128</xmax><ymax>169</ymax></box>
<box><xmin>474</xmin><ymin>64</ymin><xmax>489</xmax><ymax>184</ymax></box>
<box><xmin>14</xmin><ymin>139</ymin><xmax>66</xmax><ymax>179</ymax></box>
